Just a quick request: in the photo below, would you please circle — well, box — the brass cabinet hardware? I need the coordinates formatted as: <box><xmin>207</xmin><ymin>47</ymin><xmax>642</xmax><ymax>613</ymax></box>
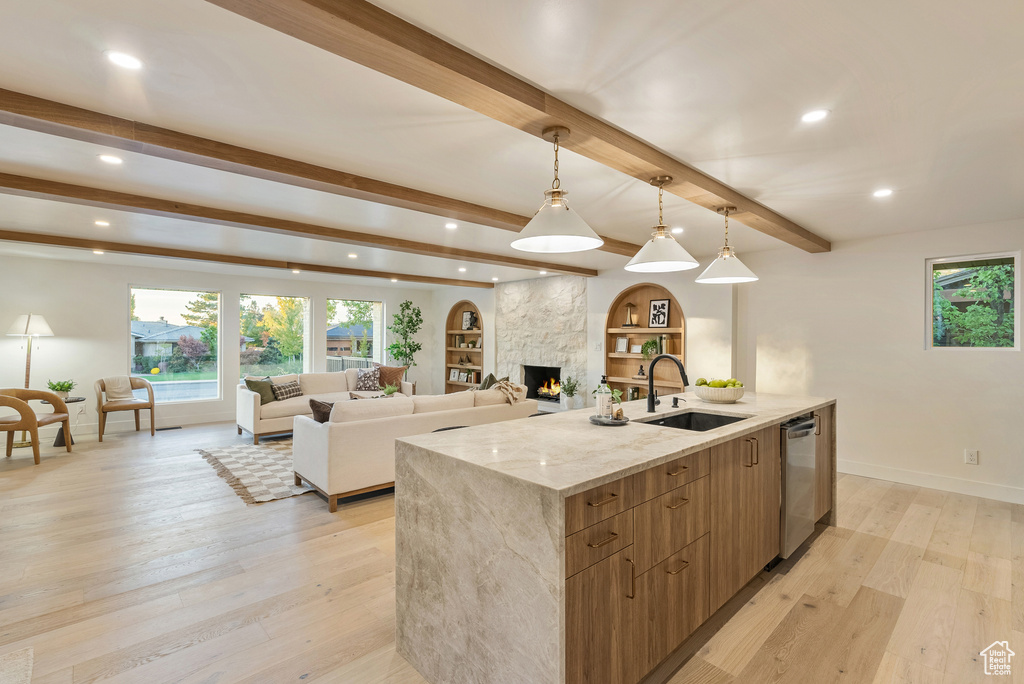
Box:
<box><xmin>625</xmin><ymin>556</ymin><xmax>636</xmax><ymax>599</ymax></box>
<box><xmin>587</xmin><ymin>493</ymin><xmax>618</xmax><ymax>507</ymax></box>
<box><xmin>814</xmin><ymin>412</ymin><xmax>821</xmax><ymax>436</ymax></box>
<box><xmin>587</xmin><ymin>532</ymin><xmax>619</xmax><ymax>549</ymax></box>
<box><xmin>665</xmin><ymin>498</ymin><xmax>690</xmax><ymax>510</ymax></box>
<box><xmin>666</xmin><ymin>465</ymin><xmax>688</xmax><ymax>477</ymax></box>
<box><xmin>751</xmin><ymin>437</ymin><xmax>759</xmax><ymax>465</ymax></box>
<box><xmin>743</xmin><ymin>439</ymin><xmax>754</xmax><ymax>467</ymax></box>
<box><xmin>666</xmin><ymin>560</ymin><xmax>690</xmax><ymax>575</ymax></box>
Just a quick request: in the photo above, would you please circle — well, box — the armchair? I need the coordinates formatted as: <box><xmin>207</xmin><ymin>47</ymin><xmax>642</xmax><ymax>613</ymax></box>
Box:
<box><xmin>95</xmin><ymin>377</ymin><xmax>156</xmax><ymax>442</ymax></box>
<box><xmin>0</xmin><ymin>389</ymin><xmax>72</xmax><ymax>464</ymax></box>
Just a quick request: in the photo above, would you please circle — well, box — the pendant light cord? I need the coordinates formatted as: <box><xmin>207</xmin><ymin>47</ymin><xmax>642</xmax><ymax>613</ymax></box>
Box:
<box><xmin>551</xmin><ymin>133</ymin><xmax>560</xmax><ymax>190</ymax></box>
<box><xmin>723</xmin><ymin>206</ymin><xmax>730</xmax><ymax>247</ymax></box>
<box><xmin>658</xmin><ymin>185</ymin><xmax>664</xmax><ymax>225</ymax></box>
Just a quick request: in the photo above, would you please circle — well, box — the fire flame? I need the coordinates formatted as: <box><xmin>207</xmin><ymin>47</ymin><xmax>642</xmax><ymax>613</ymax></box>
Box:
<box><xmin>537</xmin><ymin>378</ymin><xmax>561</xmax><ymax>397</ymax></box>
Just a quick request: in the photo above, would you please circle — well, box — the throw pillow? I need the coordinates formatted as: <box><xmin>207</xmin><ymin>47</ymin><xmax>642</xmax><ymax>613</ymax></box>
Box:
<box><xmin>377</xmin><ymin>365</ymin><xmax>408</xmax><ymax>390</ymax></box>
<box><xmin>244</xmin><ymin>377</ymin><xmax>276</xmax><ymax>405</ymax></box>
<box><xmin>477</xmin><ymin>373</ymin><xmax>497</xmax><ymax>390</ymax></box>
<box><xmin>271</xmin><ymin>380</ymin><xmax>303</xmax><ymax>401</ymax></box>
<box><xmin>355</xmin><ymin>366</ymin><xmax>381</xmax><ymax>391</ymax></box>
<box><xmin>309</xmin><ymin>398</ymin><xmax>334</xmax><ymax>423</ymax></box>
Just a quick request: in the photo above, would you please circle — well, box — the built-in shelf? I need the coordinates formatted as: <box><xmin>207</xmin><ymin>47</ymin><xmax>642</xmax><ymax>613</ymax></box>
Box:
<box><xmin>446</xmin><ymin>347</ymin><xmax>482</xmax><ymax>353</ymax></box>
<box><xmin>447</xmin><ymin>364</ymin><xmax>482</xmax><ymax>370</ymax></box>
<box><xmin>607</xmin><ymin>327</ymin><xmax>684</xmax><ymax>334</ymax></box>
<box><xmin>447</xmin><ymin>329</ymin><xmax>482</xmax><ymax>335</ymax></box>
<box><xmin>445</xmin><ymin>301</ymin><xmax>483</xmax><ymax>393</ymax></box>
<box><xmin>606</xmin><ymin>376</ymin><xmax>684</xmax><ymax>389</ymax></box>
<box><xmin>605</xmin><ymin>284</ymin><xmax>685</xmax><ymax>398</ymax></box>
<box><xmin>607</xmin><ymin>353</ymin><xmax>684</xmax><ymax>360</ymax></box>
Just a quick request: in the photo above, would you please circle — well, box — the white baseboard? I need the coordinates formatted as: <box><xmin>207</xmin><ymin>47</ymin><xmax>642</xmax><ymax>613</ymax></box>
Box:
<box><xmin>34</xmin><ymin>411</ymin><xmax>236</xmax><ymax>438</ymax></box>
<box><xmin>839</xmin><ymin>458</ymin><xmax>1024</xmax><ymax>505</ymax></box>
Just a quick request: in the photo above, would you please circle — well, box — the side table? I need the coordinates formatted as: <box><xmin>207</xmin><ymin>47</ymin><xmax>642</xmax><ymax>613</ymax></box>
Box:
<box><xmin>41</xmin><ymin>396</ymin><xmax>87</xmax><ymax>447</ymax></box>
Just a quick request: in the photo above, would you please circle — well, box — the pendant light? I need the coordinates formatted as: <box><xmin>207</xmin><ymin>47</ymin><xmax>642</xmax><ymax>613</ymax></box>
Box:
<box><xmin>696</xmin><ymin>206</ymin><xmax>758</xmax><ymax>284</ymax></box>
<box><xmin>511</xmin><ymin>126</ymin><xmax>604</xmax><ymax>253</ymax></box>
<box><xmin>625</xmin><ymin>176</ymin><xmax>699</xmax><ymax>272</ymax></box>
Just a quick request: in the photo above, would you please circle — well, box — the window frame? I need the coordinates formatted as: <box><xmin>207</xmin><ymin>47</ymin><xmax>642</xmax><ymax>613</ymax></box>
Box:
<box><xmin>238</xmin><ymin>292</ymin><xmax>312</xmax><ymax>378</ymax></box>
<box><xmin>128</xmin><ymin>285</ymin><xmax>224</xmax><ymax>405</ymax></box>
<box><xmin>924</xmin><ymin>250</ymin><xmax>1020</xmax><ymax>352</ymax></box>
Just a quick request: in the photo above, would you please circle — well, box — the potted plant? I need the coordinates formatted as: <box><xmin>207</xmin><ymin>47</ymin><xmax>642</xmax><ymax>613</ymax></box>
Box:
<box><xmin>386</xmin><ymin>300</ymin><xmax>423</xmax><ymax>379</ymax></box>
<box><xmin>560</xmin><ymin>375</ymin><xmax>582</xmax><ymax>410</ymax></box>
<box><xmin>640</xmin><ymin>338</ymin><xmax>660</xmax><ymax>361</ymax></box>
<box><xmin>47</xmin><ymin>379</ymin><xmax>76</xmax><ymax>399</ymax></box>
<box><xmin>382</xmin><ymin>383</ymin><xmax>400</xmax><ymax>397</ymax></box>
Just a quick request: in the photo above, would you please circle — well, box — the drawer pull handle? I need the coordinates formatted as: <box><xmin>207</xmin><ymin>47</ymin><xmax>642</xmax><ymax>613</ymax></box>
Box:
<box><xmin>752</xmin><ymin>437</ymin><xmax>759</xmax><ymax>466</ymax></box>
<box><xmin>587</xmin><ymin>493</ymin><xmax>618</xmax><ymax>507</ymax></box>
<box><xmin>666</xmin><ymin>560</ymin><xmax>690</xmax><ymax>575</ymax></box>
<box><xmin>744</xmin><ymin>439</ymin><xmax>754</xmax><ymax>467</ymax></box>
<box><xmin>587</xmin><ymin>532</ymin><xmax>619</xmax><ymax>549</ymax></box>
<box><xmin>667</xmin><ymin>465</ymin><xmax>689</xmax><ymax>477</ymax></box>
<box><xmin>665</xmin><ymin>498</ymin><xmax>690</xmax><ymax>510</ymax></box>
<box><xmin>814</xmin><ymin>413</ymin><xmax>821</xmax><ymax>436</ymax></box>
<box><xmin>625</xmin><ymin>556</ymin><xmax>636</xmax><ymax>599</ymax></box>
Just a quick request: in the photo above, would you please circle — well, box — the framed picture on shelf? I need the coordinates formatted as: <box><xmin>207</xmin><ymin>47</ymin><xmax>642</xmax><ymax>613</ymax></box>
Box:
<box><xmin>455</xmin><ymin>335</ymin><xmax>465</xmax><ymax>348</ymax></box>
<box><xmin>459</xmin><ymin>371</ymin><xmax>469</xmax><ymax>383</ymax></box>
<box><xmin>615</xmin><ymin>336</ymin><xmax>629</xmax><ymax>353</ymax></box>
<box><xmin>630</xmin><ymin>344</ymin><xmax>642</xmax><ymax>354</ymax></box>
<box><xmin>449</xmin><ymin>368</ymin><xmax>459</xmax><ymax>382</ymax></box>
<box><xmin>461</xmin><ymin>311</ymin><xmax>476</xmax><ymax>330</ymax></box>
<box><xmin>649</xmin><ymin>299</ymin><xmax>670</xmax><ymax>328</ymax></box>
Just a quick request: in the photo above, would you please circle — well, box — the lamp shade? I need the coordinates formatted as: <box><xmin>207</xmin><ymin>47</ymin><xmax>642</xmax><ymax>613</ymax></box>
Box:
<box><xmin>695</xmin><ymin>247</ymin><xmax>758</xmax><ymax>284</ymax></box>
<box><xmin>624</xmin><ymin>228</ymin><xmax>699</xmax><ymax>272</ymax></box>
<box><xmin>511</xmin><ymin>189</ymin><xmax>604</xmax><ymax>253</ymax></box>
<box><xmin>7</xmin><ymin>314</ymin><xmax>54</xmax><ymax>337</ymax></box>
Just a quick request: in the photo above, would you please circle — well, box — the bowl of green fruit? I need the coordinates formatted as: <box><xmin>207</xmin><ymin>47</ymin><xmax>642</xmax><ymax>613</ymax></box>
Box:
<box><xmin>693</xmin><ymin>377</ymin><xmax>745</xmax><ymax>404</ymax></box>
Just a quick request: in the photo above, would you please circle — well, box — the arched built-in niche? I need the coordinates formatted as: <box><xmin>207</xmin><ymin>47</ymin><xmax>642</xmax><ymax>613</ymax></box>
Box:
<box><xmin>444</xmin><ymin>300</ymin><xmax>483</xmax><ymax>394</ymax></box>
<box><xmin>605</xmin><ymin>283</ymin><xmax>685</xmax><ymax>397</ymax></box>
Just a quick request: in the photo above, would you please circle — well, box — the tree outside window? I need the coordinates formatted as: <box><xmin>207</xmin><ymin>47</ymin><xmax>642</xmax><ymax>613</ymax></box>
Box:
<box><xmin>326</xmin><ymin>299</ymin><xmax>383</xmax><ymax>371</ymax></box>
<box><xmin>239</xmin><ymin>294</ymin><xmax>310</xmax><ymax>377</ymax></box>
<box><xmin>930</xmin><ymin>254</ymin><xmax>1017</xmax><ymax>348</ymax></box>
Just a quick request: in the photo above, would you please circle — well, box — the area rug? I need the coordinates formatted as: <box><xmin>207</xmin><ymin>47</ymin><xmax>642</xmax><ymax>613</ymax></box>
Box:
<box><xmin>0</xmin><ymin>647</ymin><xmax>33</xmax><ymax>684</ymax></box>
<box><xmin>197</xmin><ymin>439</ymin><xmax>313</xmax><ymax>504</ymax></box>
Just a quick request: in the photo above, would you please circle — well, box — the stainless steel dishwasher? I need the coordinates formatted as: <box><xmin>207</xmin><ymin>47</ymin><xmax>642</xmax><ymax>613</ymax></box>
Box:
<box><xmin>780</xmin><ymin>414</ymin><xmax>817</xmax><ymax>558</ymax></box>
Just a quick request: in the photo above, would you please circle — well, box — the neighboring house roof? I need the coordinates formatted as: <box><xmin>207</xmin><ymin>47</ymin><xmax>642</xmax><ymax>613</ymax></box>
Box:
<box><xmin>131</xmin><ymin>320</ymin><xmax>252</xmax><ymax>343</ymax></box>
<box><xmin>935</xmin><ymin>268</ymin><xmax>977</xmax><ymax>289</ymax></box>
<box><xmin>326</xmin><ymin>323</ymin><xmax>373</xmax><ymax>339</ymax></box>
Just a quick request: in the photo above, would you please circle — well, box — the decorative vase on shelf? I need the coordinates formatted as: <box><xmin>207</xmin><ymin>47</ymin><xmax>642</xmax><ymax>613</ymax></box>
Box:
<box><xmin>56</xmin><ymin>391</ymin><xmax>69</xmax><ymax>399</ymax></box>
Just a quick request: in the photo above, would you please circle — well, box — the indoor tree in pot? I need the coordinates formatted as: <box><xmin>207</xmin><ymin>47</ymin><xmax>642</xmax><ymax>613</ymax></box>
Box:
<box><xmin>560</xmin><ymin>375</ymin><xmax>582</xmax><ymax>410</ymax></box>
<box><xmin>386</xmin><ymin>300</ymin><xmax>423</xmax><ymax>380</ymax></box>
<box><xmin>47</xmin><ymin>379</ymin><xmax>76</xmax><ymax>399</ymax></box>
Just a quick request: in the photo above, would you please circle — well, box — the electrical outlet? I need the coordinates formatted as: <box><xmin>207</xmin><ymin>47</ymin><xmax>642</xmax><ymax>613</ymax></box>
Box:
<box><xmin>965</xmin><ymin>449</ymin><xmax>979</xmax><ymax>465</ymax></box>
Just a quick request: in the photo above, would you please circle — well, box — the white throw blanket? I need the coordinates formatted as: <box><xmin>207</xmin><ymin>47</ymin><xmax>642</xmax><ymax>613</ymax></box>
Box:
<box><xmin>103</xmin><ymin>376</ymin><xmax>135</xmax><ymax>401</ymax></box>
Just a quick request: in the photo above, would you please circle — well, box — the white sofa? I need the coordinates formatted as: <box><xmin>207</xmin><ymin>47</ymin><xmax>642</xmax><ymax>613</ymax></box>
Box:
<box><xmin>237</xmin><ymin>370</ymin><xmax>414</xmax><ymax>444</ymax></box>
<box><xmin>292</xmin><ymin>387</ymin><xmax>537</xmax><ymax>511</ymax></box>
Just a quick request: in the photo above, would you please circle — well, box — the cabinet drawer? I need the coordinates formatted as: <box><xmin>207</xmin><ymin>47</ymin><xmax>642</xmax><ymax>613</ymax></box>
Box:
<box><xmin>566</xmin><ymin>510</ymin><xmax>634</xmax><ymax>578</ymax></box>
<box><xmin>635</xmin><ymin>534</ymin><xmax>710</xmax><ymax>674</ymax></box>
<box><xmin>633</xmin><ymin>449</ymin><xmax>710</xmax><ymax>503</ymax></box>
<box><xmin>565</xmin><ymin>476</ymin><xmax>637</xmax><ymax>536</ymax></box>
<box><xmin>633</xmin><ymin>476</ymin><xmax>709</xmax><ymax>574</ymax></box>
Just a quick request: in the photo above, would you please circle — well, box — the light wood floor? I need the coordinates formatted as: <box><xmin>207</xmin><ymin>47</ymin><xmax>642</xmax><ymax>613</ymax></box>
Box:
<box><xmin>0</xmin><ymin>424</ymin><xmax>1019</xmax><ymax>683</ymax></box>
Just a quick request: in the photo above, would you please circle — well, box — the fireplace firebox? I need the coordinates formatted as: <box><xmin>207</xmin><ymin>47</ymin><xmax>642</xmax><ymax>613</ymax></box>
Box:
<box><xmin>523</xmin><ymin>365</ymin><xmax>561</xmax><ymax>403</ymax></box>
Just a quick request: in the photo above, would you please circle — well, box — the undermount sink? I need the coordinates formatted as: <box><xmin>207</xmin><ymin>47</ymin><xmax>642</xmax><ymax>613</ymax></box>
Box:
<box><xmin>638</xmin><ymin>411</ymin><xmax>748</xmax><ymax>432</ymax></box>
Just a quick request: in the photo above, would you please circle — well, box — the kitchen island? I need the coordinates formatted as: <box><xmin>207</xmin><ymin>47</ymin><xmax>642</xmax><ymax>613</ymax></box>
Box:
<box><xmin>394</xmin><ymin>391</ymin><xmax>836</xmax><ymax>684</ymax></box>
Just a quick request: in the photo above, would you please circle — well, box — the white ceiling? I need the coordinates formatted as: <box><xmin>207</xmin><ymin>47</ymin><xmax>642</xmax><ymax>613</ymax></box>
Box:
<box><xmin>0</xmin><ymin>0</ymin><xmax>1021</xmax><ymax>283</ymax></box>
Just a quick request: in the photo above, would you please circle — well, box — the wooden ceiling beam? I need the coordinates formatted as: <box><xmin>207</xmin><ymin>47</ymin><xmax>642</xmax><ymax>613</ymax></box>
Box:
<box><xmin>0</xmin><ymin>229</ymin><xmax>494</xmax><ymax>288</ymax></box>
<box><xmin>0</xmin><ymin>88</ymin><xmax>638</xmax><ymax>258</ymax></box>
<box><xmin>0</xmin><ymin>172</ymin><xmax>598</xmax><ymax>277</ymax></box>
<box><xmin>204</xmin><ymin>0</ymin><xmax>830</xmax><ymax>253</ymax></box>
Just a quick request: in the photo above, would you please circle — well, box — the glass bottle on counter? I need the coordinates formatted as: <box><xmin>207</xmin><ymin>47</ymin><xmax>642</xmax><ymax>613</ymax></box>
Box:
<box><xmin>595</xmin><ymin>375</ymin><xmax>613</xmax><ymax>419</ymax></box>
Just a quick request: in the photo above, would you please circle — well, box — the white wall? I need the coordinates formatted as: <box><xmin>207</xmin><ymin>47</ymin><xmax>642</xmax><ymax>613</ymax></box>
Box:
<box><xmin>738</xmin><ymin>218</ymin><xmax>1024</xmax><ymax>503</ymax></box>
<box><xmin>0</xmin><ymin>254</ymin><xmax>437</xmax><ymax>436</ymax></box>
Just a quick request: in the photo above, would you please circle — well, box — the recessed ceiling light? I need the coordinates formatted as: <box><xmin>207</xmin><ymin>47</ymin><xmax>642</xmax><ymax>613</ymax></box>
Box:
<box><xmin>292</xmin><ymin>269</ymin><xmax>301</xmax><ymax>274</ymax></box>
<box><xmin>873</xmin><ymin>188</ymin><xmax>893</xmax><ymax>198</ymax></box>
<box><xmin>801</xmin><ymin>109</ymin><xmax>830</xmax><ymax>123</ymax></box>
<box><xmin>347</xmin><ymin>253</ymin><xmax>357</xmax><ymax>259</ymax></box>
<box><xmin>391</xmin><ymin>278</ymin><xmax>398</xmax><ymax>282</ymax></box>
<box><xmin>105</xmin><ymin>51</ymin><xmax>142</xmax><ymax>70</ymax></box>
<box><xmin>539</xmin><ymin>271</ymin><xmax>547</xmax><ymax>275</ymax></box>
<box><xmin>492</xmin><ymin>277</ymin><xmax>499</xmax><ymax>281</ymax></box>
<box><xmin>94</xmin><ymin>220</ymin><xmax>110</xmax><ymax>227</ymax></box>
<box><xmin>671</xmin><ymin>227</ymin><xmax>684</xmax><ymax>235</ymax></box>
<box><xmin>92</xmin><ymin>250</ymin><xmax>104</xmax><ymax>255</ymax></box>
<box><xmin>98</xmin><ymin>154</ymin><xmax>123</xmax><ymax>165</ymax></box>
<box><xmin>458</xmin><ymin>267</ymin><xmax>467</xmax><ymax>272</ymax></box>
<box><xmin>445</xmin><ymin>222</ymin><xmax>458</xmax><ymax>230</ymax></box>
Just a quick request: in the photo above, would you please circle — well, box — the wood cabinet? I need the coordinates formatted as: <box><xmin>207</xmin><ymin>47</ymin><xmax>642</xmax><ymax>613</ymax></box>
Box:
<box><xmin>814</xmin><ymin>404</ymin><xmax>835</xmax><ymax>521</ymax></box>
<box><xmin>604</xmin><ymin>283</ymin><xmax>685</xmax><ymax>399</ymax></box>
<box><xmin>566</xmin><ymin>546</ymin><xmax>639</xmax><ymax>684</ymax></box>
<box><xmin>633</xmin><ymin>477</ymin><xmax>709</xmax><ymax>574</ymax></box>
<box><xmin>708</xmin><ymin>425</ymin><xmax>781</xmax><ymax>613</ymax></box>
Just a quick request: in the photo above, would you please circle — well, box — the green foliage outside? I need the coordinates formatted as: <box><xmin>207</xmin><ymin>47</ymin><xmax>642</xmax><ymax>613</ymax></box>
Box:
<box><xmin>386</xmin><ymin>300</ymin><xmax>423</xmax><ymax>368</ymax></box>
<box><xmin>933</xmin><ymin>264</ymin><xmax>1015</xmax><ymax>347</ymax></box>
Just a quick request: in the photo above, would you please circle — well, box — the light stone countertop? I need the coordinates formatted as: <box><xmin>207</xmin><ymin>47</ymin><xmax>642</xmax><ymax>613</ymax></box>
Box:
<box><xmin>399</xmin><ymin>391</ymin><xmax>835</xmax><ymax>497</ymax></box>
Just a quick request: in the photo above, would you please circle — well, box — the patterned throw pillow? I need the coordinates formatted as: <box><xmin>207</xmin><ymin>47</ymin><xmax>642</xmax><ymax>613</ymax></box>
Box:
<box><xmin>377</xmin><ymin>365</ymin><xmax>407</xmax><ymax>390</ymax></box>
<box><xmin>308</xmin><ymin>398</ymin><xmax>334</xmax><ymax>422</ymax></box>
<box><xmin>355</xmin><ymin>366</ymin><xmax>381</xmax><ymax>391</ymax></box>
<box><xmin>271</xmin><ymin>380</ymin><xmax>303</xmax><ymax>401</ymax></box>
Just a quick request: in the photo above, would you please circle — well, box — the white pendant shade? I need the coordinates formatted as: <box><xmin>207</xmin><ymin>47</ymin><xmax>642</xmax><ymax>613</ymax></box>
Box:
<box><xmin>511</xmin><ymin>190</ymin><xmax>604</xmax><ymax>253</ymax></box>
<box><xmin>624</xmin><ymin>228</ymin><xmax>699</xmax><ymax>272</ymax></box>
<box><xmin>695</xmin><ymin>247</ymin><xmax>758</xmax><ymax>284</ymax></box>
<box><xmin>6</xmin><ymin>313</ymin><xmax>54</xmax><ymax>337</ymax></box>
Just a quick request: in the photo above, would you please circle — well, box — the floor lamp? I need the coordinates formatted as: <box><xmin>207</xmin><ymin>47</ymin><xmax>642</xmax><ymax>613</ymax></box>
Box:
<box><xmin>6</xmin><ymin>313</ymin><xmax>54</xmax><ymax>447</ymax></box>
